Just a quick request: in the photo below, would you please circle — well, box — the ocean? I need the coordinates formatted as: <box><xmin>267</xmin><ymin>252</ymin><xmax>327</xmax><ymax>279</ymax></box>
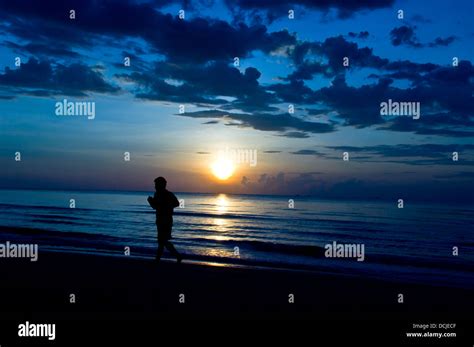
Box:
<box><xmin>0</xmin><ymin>189</ymin><xmax>472</xmax><ymax>289</ymax></box>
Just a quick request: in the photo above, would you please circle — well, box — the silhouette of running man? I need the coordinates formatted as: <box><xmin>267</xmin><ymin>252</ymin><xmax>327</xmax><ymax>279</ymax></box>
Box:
<box><xmin>147</xmin><ymin>177</ymin><xmax>183</xmax><ymax>263</ymax></box>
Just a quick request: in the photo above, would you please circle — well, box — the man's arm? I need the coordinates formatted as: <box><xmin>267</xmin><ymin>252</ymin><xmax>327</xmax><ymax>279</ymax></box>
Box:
<box><xmin>171</xmin><ymin>193</ymin><xmax>180</xmax><ymax>208</ymax></box>
<box><xmin>147</xmin><ymin>196</ymin><xmax>157</xmax><ymax>209</ymax></box>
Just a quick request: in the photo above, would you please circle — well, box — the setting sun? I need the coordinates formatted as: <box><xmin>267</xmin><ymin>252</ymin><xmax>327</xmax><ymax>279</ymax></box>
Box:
<box><xmin>211</xmin><ymin>159</ymin><xmax>235</xmax><ymax>180</ymax></box>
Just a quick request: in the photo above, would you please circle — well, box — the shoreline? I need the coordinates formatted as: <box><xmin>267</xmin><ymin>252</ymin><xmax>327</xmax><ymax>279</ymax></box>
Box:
<box><xmin>1</xmin><ymin>224</ymin><xmax>473</xmax><ymax>291</ymax></box>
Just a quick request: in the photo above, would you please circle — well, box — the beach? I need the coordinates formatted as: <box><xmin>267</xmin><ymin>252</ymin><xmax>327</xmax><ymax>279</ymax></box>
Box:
<box><xmin>0</xmin><ymin>190</ymin><xmax>473</xmax><ymax>343</ymax></box>
<box><xmin>1</xmin><ymin>189</ymin><xmax>473</xmax><ymax>291</ymax></box>
<box><xmin>1</xmin><ymin>250</ymin><xmax>473</xmax><ymax>321</ymax></box>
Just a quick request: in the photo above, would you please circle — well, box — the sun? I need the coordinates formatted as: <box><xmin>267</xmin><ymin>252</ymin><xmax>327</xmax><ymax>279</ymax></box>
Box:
<box><xmin>211</xmin><ymin>158</ymin><xmax>235</xmax><ymax>180</ymax></box>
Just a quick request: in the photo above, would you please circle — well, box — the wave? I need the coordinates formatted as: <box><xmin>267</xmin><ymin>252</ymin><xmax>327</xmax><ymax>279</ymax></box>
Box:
<box><xmin>178</xmin><ymin>238</ymin><xmax>474</xmax><ymax>272</ymax></box>
<box><xmin>0</xmin><ymin>225</ymin><xmax>118</xmax><ymax>241</ymax></box>
<box><xmin>0</xmin><ymin>223</ymin><xmax>472</xmax><ymax>275</ymax></box>
<box><xmin>31</xmin><ymin>219</ymin><xmax>89</xmax><ymax>226</ymax></box>
<box><xmin>0</xmin><ymin>203</ymin><xmax>391</xmax><ymax>234</ymax></box>
<box><xmin>188</xmin><ymin>237</ymin><xmax>326</xmax><ymax>257</ymax></box>
<box><xmin>28</xmin><ymin>214</ymin><xmax>84</xmax><ymax>221</ymax></box>
<box><xmin>0</xmin><ymin>203</ymin><xmax>95</xmax><ymax>211</ymax></box>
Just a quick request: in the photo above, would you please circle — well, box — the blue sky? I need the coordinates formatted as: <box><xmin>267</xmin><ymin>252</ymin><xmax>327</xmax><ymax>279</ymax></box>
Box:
<box><xmin>0</xmin><ymin>0</ymin><xmax>473</xmax><ymax>202</ymax></box>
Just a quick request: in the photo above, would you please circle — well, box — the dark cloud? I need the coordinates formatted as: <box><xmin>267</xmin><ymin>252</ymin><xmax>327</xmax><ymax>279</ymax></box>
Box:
<box><xmin>348</xmin><ymin>31</ymin><xmax>369</xmax><ymax>39</ymax></box>
<box><xmin>278</xmin><ymin>143</ymin><xmax>474</xmax><ymax>166</ymax></box>
<box><xmin>310</xmin><ymin>59</ymin><xmax>474</xmax><ymax>131</ymax></box>
<box><xmin>290</xmin><ymin>41</ymin><xmax>317</xmax><ymax>65</ymax></box>
<box><xmin>322</xmin><ymin>34</ymin><xmax>388</xmax><ymax>69</ymax></box>
<box><xmin>367</xmin><ymin>158</ymin><xmax>474</xmax><ymax>166</ymax></box>
<box><xmin>428</xmin><ymin>36</ymin><xmax>457</xmax><ymax>47</ymax></box>
<box><xmin>0</xmin><ymin>0</ymin><xmax>296</xmax><ymax>64</ymax></box>
<box><xmin>287</xmin><ymin>35</ymin><xmax>443</xmax><ymax>83</ymax></box>
<box><xmin>3</xmin><ymin>41</ymin><xmax>80</xmax><ymax>58</ymax></box>
<box><xmin>390</xmin><ymin>25</ymin><xmax>422</xmax><ymax>48</ymax></box>
<box><xmin>238</xmin><ymin>172</ymin><xmax>473</xmax><ymax>203</ymax></box>
<box><xmin>0</xmin><ymin>58</ymin><xmax>118</xmax><ymax>97</ymax></box>
<box><xmin>383</xmin><ymin>61</ymin><xmax>474</xmax><ymax>126</ymax></box>
<box><xmin>326</xmin><ymin>144</ymin><xmax>474</xmax><ymax>157</ymax></box>
<box><xmin>240</xmin><ymin>172</ymin><xmax>286</xmax><ymax>195</ymax></box>
<box><xmin>287</xmin><ymin>36</ymin><xmax>388</xmax><ymax>81</ymax></box>
<box><xmin>0</xmin><ymin>59</ymin><xmax>53</xmax><ymax>89</ymax></box>
<box><xmin>225</xmin><ymin>0</ymin><xmax>395</xmax><ymax>21</ymax></box>
<box><xmin>278</xmin><ymin>131</ymin><xmax>310</xmax><ymax>138</ymax></box>
<box><xmin>317</xmin><ymin>35</ymin><xmax>386</xmax><ymax>71</ymax></box>
<box><xmin>324</xmin><ymin>144</ymin><xmax>474</xmax><ymax>165</ymax></box>
<box><xmin>146</xmin><ymin>18</ymin><xmax>295</xmax><ymax>63</ymax></box>
<box><xmin>112</xmin><ymin>52</ymin><xmax>149</xmax><ymax>72</ymax></box>
<box><xmin>177</xmin><ymin>110</ymin><xmax>335</xmax><ymax>135</ymax></box>
<box><xmin>313</xmin><ymin>75</ymin><xmax>392</xmax><ymax>126</ymax></box>
<box><xmin>381</xmin><ymin>60</ymin><xmax>437</xmax><ymax>81</ymax></box>
<box><xmin>285</xmin><ymin>61</ymin><xmax>332</xmax><ymax>81</ymax></box>
<box><xmin>0</xmin><ymin>0</ymin><xmax>471</xmax><ymax>141</ymax></box>
<box><xmin>0</xmin><ymin>10</ymin><xmax>94</xmax><ymax>48</ymax></box>
<box><xmin>290</xmin><ymin>149</ymin><xmax>321</xmax><ymax>155</ymax></box>
<box><xmin>266</xmin><ymin>80</ymin><xmax>314</xmax><ymax>103</ymax></box>
<box><xmin>380</xmin><ymin>116</ymin><xmax>474</xmax><ymax>138</ymax></box>
<box><xmin>118</xmin><ymin>61</ymin><xmax>277</xmax><ymax>110</ymax></box>
<box><xmin>390</xmin><ymin>25</ymin><xmax>456</xmax><ymax>48</ymax></box>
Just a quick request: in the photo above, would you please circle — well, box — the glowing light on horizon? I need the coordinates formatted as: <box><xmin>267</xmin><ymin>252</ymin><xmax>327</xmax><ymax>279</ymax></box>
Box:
<box><xmin>211</xmin><ymin>158</ymin><xmax>235</xmax><ymax>180</ymax></box>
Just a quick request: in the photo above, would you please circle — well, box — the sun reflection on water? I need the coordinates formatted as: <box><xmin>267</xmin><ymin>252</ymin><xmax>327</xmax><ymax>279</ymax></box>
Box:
<box><xmin>207</xmin><ymin>194</ymin><xmax>233</xmax><ymax>238</ymax></box>
<box><xmin>215</xmin><ymin>193</ymin><xmax>228</xmax><ymax>214</ymax></box>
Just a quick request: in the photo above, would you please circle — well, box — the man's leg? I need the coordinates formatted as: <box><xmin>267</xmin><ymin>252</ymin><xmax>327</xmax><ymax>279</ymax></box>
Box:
<box><xmin>156</xmin><ymin>242</ymin><xmax>165</xmax><ymax>262</ymax></box>
<box><xmin>164</xmin><ymin>241</ymin><xmax>183</xmax><ymax>263</ymax></box>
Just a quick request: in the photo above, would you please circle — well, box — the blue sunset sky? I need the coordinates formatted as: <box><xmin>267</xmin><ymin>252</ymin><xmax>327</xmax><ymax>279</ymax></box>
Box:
<box><xmin>0</xmin><ymin>0</ymin><xmax>473</xmax><ymax>202</ymax></box>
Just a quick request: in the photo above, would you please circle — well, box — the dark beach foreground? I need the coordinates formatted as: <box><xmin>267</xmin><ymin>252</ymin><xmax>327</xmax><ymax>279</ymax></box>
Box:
<box><xmin>1</xmin><ymin>250</ymin><xmax>473</xmax><ymax>318</ymax></box>
<box><xmin>0</xmin><ymin>251</ymin><xmax>472</xmax><ymax>343</ymax></box>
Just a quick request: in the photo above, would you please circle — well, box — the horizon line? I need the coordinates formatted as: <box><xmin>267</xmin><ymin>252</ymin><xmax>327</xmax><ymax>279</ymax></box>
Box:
<box><xmin>0</xmin><ymin>187</ymin><xmax>472</xmax><ymax>206</ymax></box>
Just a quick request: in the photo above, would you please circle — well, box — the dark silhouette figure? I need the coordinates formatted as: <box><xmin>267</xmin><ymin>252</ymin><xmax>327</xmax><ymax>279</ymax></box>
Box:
<box><xmin>147</xmin><ymin>177</ymin><xmax>183</xmax><ymax>263</ymax></box>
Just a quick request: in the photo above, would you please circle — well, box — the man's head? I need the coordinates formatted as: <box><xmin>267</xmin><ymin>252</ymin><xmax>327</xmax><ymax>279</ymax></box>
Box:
<box><xmin>154</xmin><ymin>176</ymin><xmax>167</xmax><ymax>191</ymax></box>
